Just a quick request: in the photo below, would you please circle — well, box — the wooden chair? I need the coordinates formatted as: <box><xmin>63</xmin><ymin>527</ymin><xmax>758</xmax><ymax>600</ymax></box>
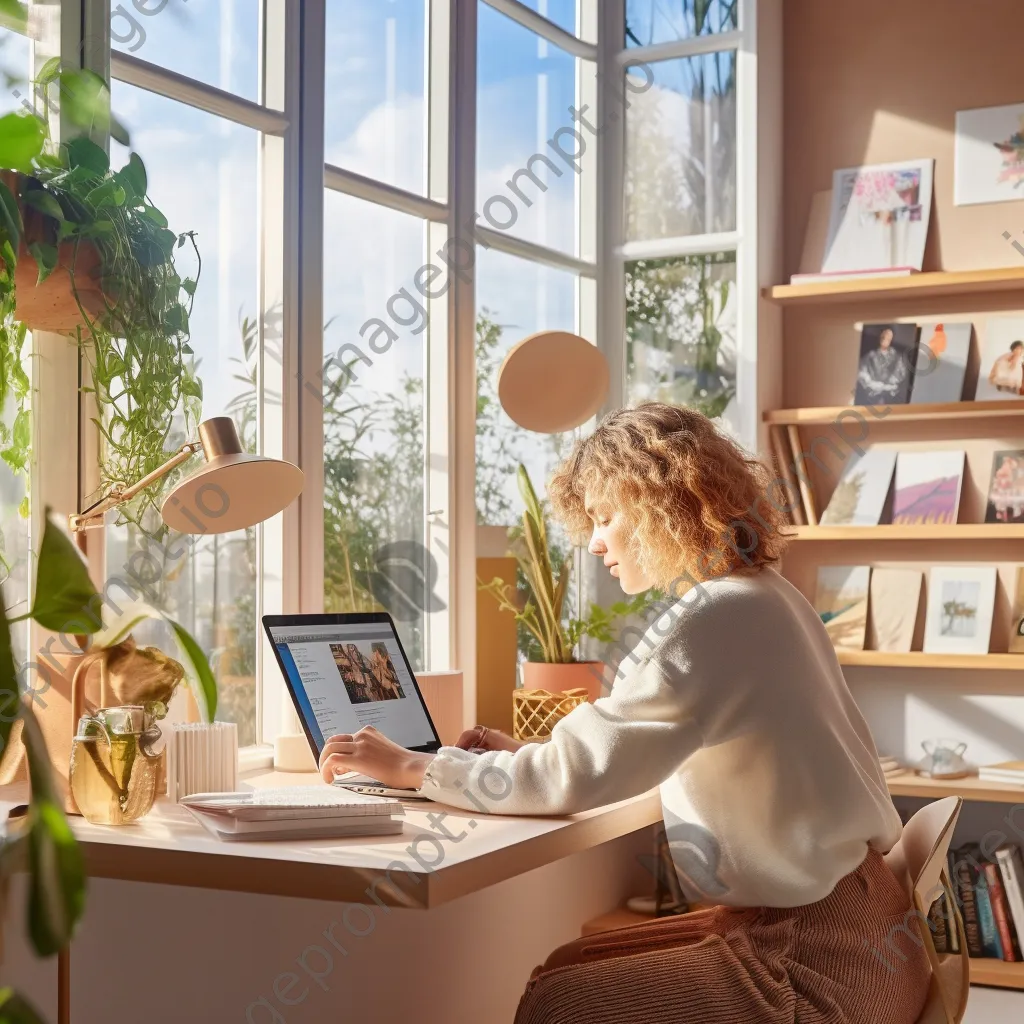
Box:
<box><xmin>883</xmin><ymin>795</ymin><xmax>970</xmax><ymax>1024</ymax></box>
<box><xmin>517</xmin><ymin>797</ymin><xmax>970</xmax><ymax>1024</ymax></box>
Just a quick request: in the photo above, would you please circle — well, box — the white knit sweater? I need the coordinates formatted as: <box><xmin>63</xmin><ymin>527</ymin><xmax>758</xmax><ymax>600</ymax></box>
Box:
<box><xmin>420</xmin><ymin>569</ymin><xmax>902</xmax><ymax>909</ymax></box>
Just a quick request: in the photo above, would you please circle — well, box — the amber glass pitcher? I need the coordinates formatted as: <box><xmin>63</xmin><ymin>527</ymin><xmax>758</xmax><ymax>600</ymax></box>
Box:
<box><xmin>69</xmin><ymin>705</ymin><xmax>163</xmax><ymax>825</ymax></box>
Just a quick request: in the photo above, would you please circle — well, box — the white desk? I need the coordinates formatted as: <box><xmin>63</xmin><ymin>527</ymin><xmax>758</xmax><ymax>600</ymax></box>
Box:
<box><xmin>5</xmin><ymin>775</ymin><xmax>662</xmax><ymax>1024</ymax></box>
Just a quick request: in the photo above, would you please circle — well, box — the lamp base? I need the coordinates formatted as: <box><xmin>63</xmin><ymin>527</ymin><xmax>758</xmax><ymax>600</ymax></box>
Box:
<box><xmin>273</xmin><ymin>733</ymin><xmax>317</xmax><ymax>773</ymax></box>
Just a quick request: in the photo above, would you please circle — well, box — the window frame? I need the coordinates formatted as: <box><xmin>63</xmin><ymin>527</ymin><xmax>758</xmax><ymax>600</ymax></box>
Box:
<box><xmin>55</xmin><ymin>0</ymin><xmax>767</xmax><ymax>754</ymax></box>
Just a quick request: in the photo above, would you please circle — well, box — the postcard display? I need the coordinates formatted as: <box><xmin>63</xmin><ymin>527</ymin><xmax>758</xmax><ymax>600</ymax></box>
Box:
<box><xmin>778</xmin><ymin>157</ymin><xmax>1024</xmax><ymax>668</ymax></box>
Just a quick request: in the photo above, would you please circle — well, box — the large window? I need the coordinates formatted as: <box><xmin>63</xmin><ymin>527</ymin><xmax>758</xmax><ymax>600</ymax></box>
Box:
<box><xmin>619</xmin><ymin>1</ymin><xmax>747</xmax><ymax>438</ymax></box>
<box><xmin>26</xmin><ymin>0</ymin><xmax>760</xmax><ymax>752</ymax></box>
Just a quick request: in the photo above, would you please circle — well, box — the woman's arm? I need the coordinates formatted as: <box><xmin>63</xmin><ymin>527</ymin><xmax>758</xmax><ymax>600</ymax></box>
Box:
<box><xmin>419</xmin><ymin>662</ymin><xmax>705</xmax><ymax>816</ymax></box>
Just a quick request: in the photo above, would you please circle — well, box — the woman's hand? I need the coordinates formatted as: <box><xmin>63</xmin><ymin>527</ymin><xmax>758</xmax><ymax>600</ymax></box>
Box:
<box><xmin>454</xmin><ymin>725</ymin><xmax>525</xmax><ymax>753</ymax></box>
<box><xmin>318</xmin><ymin>725</ymin><xmax>433</xmax><ymax>788</ymax></box>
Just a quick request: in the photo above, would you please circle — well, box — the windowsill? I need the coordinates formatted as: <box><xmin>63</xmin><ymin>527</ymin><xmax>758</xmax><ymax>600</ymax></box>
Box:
<box><xmin>237</xmin><ymin>744</ymin><xmax>275</xmax><ymax>774</ymax></box>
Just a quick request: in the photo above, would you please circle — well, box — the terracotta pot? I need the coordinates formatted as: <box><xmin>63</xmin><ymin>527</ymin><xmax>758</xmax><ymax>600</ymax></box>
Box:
<box><xmin>1</xmin><ymin>171</ymin><xmax>106</xmax><ymax>333</ymax></box>
<box><xmin>520</xmin><ymin>661</ymin><xmax>607</xmax><ymax>702</ymax></box>
<box><xmin>13</xmin><ymin>238</ymin><xmax>105</xmax><ymax>333</ymax></box>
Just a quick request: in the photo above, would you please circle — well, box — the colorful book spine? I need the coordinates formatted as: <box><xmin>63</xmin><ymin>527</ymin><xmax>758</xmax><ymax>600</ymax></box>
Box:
<box><xmin>928</xmin><ymin>892</ymin><xmax>949</xmax><ymax>954</ymax></box>
<box><xmin>946</xmin><ymin>853</ymin><xmax>961</xmax><ymax>953</ymax></box>
<box><xmin>995</xmin><ymin>845</ymin><xmax>1024</xmax><ymax>957</ymax></box>
<box><xmin>975</xmin><ymin>868</ymin><xmax>1004</xmax><ymax>959</ymax></box>
<box><xmin>983</xmin><ymin>862</ymin><xmax>1018</xmax><ymax>961</ymax></box>
<box><xmin>952</xmin><ymin>846</ymin><xmax>984</xmax><ymax>957</ymax></box>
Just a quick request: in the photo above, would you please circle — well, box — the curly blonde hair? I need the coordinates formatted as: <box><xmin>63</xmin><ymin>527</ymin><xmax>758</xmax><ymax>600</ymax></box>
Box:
<box><xmin>547</xmin><ymin>402</ymin><xmax>789</xmax><ymax>591</ymax></box>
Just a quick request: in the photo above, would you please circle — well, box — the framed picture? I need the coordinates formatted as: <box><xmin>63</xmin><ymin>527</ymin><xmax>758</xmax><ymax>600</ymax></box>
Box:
<box><xmin>815</xmin><ymin>566</ymin><xmax>871</xmax><ymax>650</ymax></box>
<box><xmin>954</xmin><ymin>103</ymin><xmax>1024</xmax><ymax>207</ymax></box>
<box><xmin>974</xmin><ymin>317</ymin><xmax>1024</xmax><ymax>401</ymax></box>
<box><xmin>822</xmin><ymin>160</ymin><xmax>934</xmax><ymax>274</ymax></box>
<box><xmin>893</xmin><ymin>451</ymin><xmax>965</xmax><ymax>526</ymax></box>
<box><xmin>868</xmin><ymin>569</ymin><xmax>923</xmax><ymax>653</ymax></box>
<box><xmin>854</xmin><ymin>323</ymin><xmax>919</xmax><ymax>406</ymax></box>
<box><xmin>984</xmin><ymin>450</ymin><xmax>1024</xmax><ymax>524</ymax></box>
<box><xmin>1009</xmin><ymin>568</ymin><xmax>1024</xmax><ymax>655</ymax></box>
<box><xmin>819</xmin><ymin>448</ymin><xmax>897</xmax><ymax>527</ymax></box>
<box><xmin>923</xmin><ymin>567</ymin><xmax>997</xmax><ymax>655</ymax></box>
<box><xmin>910</xmin><ymin>323</ymin><xmax>972</xmax><ymax>404</ymax></box>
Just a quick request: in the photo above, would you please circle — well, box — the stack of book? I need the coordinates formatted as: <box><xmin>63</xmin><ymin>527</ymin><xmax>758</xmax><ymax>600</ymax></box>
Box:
<box><xmin>978</xmin><ymin>761</ymin><xmax>1024</xmax><ymax>786</ymax></box>
<box><xmin>879</xmin><ymin>755</ymin><xmax>903</xmax><ymax>777</ymax></box>
<box><xmin>938</xmin><ymin>842</ymin><xmax>1024</xmax><ymax>962</ymax></box>
<box><xmin>180</xmin><ymin>786</ymin><xmax>405</xmax><ymax>842</ymax></box>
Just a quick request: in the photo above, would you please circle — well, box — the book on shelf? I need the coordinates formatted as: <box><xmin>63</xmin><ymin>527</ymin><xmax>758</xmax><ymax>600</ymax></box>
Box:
<box><xmin>180</xmin><ymin>786</ymin><xmax>405</xmax><ymax>842</ymax></box>
<box><xmin>974</xmin><ymin>853</ymin><xmax>1005</xmax><ymax>960</ymax></box>
<box><xmin>978</xmin><ymin>761</ymin><xmax>1024</xmax><ymax>785</ymax></box>
<box><xmin>995</xmin><ymin>844</ymin><xmax>1024</xmax><ymax>957</ymax></box>
<box><xmin>983</xmin><ymin>861</ymin><xmax>1020</xmax><ymax>961</ymax></box>
<box><xmin>789</xmin><ymin>268</ymin><xmax>920</xmax><ymax>284</ymax></box>
<box><xmin>951</xmin><ymin>843</ymin><xmax>985</xmax><ymax>957</ymax></box>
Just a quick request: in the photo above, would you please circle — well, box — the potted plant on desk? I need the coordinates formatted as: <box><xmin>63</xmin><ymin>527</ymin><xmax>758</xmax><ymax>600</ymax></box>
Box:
<box><xmin>479</xmin><ymin>464</ymin><xmax>652</xmax><ymax>702</ymax></box>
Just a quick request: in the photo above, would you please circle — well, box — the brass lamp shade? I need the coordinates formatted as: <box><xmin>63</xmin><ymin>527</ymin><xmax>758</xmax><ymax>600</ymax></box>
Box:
<box><xmin>160</xmin><ymin>417</ymin><xmax>304</xmax><ymax>534</ymax></box>
<box><xmin>497</xmin><ymin>330</ymin><xmax>609</xmax><ymax>434</ymax></box>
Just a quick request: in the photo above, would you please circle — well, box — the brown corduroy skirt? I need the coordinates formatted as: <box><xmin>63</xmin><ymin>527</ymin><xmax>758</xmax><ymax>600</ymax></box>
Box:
<box><xmin>516</xmin><ymin>849</ymin><xmax>931</xmax><ymax>1024</ymax></box>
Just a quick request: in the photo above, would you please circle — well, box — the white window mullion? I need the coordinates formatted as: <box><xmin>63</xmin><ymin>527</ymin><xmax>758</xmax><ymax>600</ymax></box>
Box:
<box><xmin>735</xmin><ymin>0</ymin><xmax>760</xmax><ymax>453</ymax></box>
<box><xmin>424</xmin><ymin>0</ymin><xmax>453</xmax><ymax>674</ymax></box>
<box><xmin>257</xmin><ymin>0</ymin><xmax>312</xmax><ymax>745</ymax></box>
<box><xmin>619</xmin><ymin>231</ymin><xmax>743</xmax><ymax>261</ymax></box>
<box><xmin>447</xmin><ymin>0</ymin><xmax>478</xmax><ymax>724</ymax></box>
<box><xmin>482</xmin><ymin>0</ymin><xmax>596</xmax><ymax>59</ymax></box>
<box><xmin>616</xmin><ymin>28</ymin><xmax>743</xmax><ymax>66</ymax></box>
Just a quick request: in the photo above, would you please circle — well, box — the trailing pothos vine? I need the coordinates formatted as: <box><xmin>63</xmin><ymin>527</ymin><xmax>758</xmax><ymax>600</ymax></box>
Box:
<box><xmin>0</xmin><ymin>56</ymin><xmax>203</xmax><ymax>540</ymax></box>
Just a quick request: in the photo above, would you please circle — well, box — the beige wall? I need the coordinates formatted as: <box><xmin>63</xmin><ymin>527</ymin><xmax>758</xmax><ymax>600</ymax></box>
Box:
<box><xmin>783</xmin><ymin>0</ymin><xmax>1024</xmax><ymax>278</ymax></box>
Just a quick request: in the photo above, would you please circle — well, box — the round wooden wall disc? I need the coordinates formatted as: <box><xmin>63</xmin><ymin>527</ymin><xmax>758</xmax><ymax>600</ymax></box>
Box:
<box><xmin>497</xmin><ymin>331</ymin><xmax>609</xmax><ymax>434</ymax></box>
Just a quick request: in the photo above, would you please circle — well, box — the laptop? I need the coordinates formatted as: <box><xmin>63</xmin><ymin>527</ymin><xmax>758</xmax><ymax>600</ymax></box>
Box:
<box><xmin>262</xmin><ymin>612</ymin><xmax>443</xmax><ymax>800</ymax></box>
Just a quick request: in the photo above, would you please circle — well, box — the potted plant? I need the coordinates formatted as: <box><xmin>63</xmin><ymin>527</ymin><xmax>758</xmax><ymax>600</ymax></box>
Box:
<box><xmin>0</xmin><ymin>511</ymin><xmax>218</xmax><ymax>1018</ymax></box>
<box><xmin>479</xmin><ymin>464</ymin><xmax>652</xmax><ymax>701</ymax></box>
<box><xmin>0</xmin><ymin>59</ymin><xmax>203</xmax><ymax>534</ymax></box>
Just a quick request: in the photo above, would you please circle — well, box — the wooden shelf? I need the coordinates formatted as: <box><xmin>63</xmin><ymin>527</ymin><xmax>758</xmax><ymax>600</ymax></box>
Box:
<box><xmin>837</xmin><ymin>651</ymin><xmax>1024</xmax><ymax>670</ymax></box>
<box><xmin>783</xmin><ymin>524</ymin><xmax>1024</xmax><ymax>541</ymax></box>
<box><xmin>763</xmin><ymin>267</ymin><xmax>1024</xmax><ymax>306</ymax></box>
<box><xmin>765</xmin><ymin>400</ymin><xmax>1024</xmax><ymax>426</ymax></box>
<box><xmin>969</xmin><ymin>959</ymin><xmax>1024</xmax><ymax>990</ymax></box>
<box><xmin>886</xmin><ymin>771</ymin><xmax>1024</xmax><ymax>804</ymax></box>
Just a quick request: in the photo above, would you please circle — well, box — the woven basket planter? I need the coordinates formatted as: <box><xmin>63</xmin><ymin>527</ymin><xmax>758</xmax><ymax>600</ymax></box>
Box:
<box><xmin>513</xmin><ymin>686</ymin><xmax>589</xmax><ymax>743</ymax></box>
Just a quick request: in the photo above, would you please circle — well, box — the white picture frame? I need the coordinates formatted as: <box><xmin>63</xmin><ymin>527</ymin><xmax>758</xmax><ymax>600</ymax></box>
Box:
<box><xmin>954</xmin><ymin>103</ymin><xmax>1024</xmax><ymax>207</ymax></box>
<box><xmin>822</xmin><ymin>159</ymin><xmax>935</xmax><ymax>275</ymax></box>
<box><xmin>923</xmin><ymin>566</ymin><xmax>998</xmax><ymax>655</ymax></box>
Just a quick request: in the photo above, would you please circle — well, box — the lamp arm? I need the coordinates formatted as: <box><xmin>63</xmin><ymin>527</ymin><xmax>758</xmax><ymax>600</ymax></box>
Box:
<box><xmin>69</xmin><ymin>442</ymin><xmax>203</xmax><ymax>533</ymax></box>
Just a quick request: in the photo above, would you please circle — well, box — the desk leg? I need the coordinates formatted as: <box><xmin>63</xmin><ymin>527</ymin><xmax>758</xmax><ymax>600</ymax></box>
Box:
<box><xmin>58</xmin><ymin>945</ymin><xmax>70</xmax><ymax>1024</ymax></box>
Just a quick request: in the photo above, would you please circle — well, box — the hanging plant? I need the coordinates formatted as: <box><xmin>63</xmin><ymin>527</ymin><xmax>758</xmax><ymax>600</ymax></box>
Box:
<box><xmin>0</xmin><ymin>58</ymin><xmax>203</xmax><ymax>534</ymax></box>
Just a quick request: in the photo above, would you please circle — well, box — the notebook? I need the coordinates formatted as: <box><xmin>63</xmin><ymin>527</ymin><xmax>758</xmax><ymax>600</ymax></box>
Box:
<box><xmin>181</xmin><ymin>787</ymin><xmax>405</xmax><ymax>842</ymax></box>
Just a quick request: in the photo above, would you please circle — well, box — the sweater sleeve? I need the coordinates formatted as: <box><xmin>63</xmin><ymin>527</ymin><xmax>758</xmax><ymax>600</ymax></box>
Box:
<box><xmin>419</xmin><ymin>650</ymin><xmax>706</xmax><ymax>816</ymax></box>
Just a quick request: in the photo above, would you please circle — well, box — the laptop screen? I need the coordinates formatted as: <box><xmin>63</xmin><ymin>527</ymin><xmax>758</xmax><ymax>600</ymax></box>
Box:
<box><xmin>265</xmin><ymin>618</ymin><xmax>439</xmax><ymax>753</ymax></box>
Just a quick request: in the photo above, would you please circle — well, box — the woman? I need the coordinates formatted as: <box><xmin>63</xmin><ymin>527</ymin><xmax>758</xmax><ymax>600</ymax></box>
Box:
<box><xmin>319</xmin><ymin>403</ymin><xmax>929</xmax><ymax>1023</ymax></box>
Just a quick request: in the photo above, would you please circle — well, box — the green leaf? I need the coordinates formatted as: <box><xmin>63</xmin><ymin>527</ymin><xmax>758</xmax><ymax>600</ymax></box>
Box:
<box><xmin>109</xmin><ymin>111</ymin><xmax>130</xmax><ymax>148</ymax></box>
<box><xmin>64</xmin><ymin>136</ymin><xmax>108</xmax><ymax>176</ymax></box>
<box><xmin>20</xmin><ymin>188</ymin><xmax>64</xmax><ymax>222</ymax></box>
<box><xmin>0</xmin><ymin>586</ymin><xmax>19</xmax><ymax>765</ymax></box>
<box><xmin>0</xmin><ymin>180</ymin><xmax>23</xmax><ymax>249</ymax></box>
<box><xmin>168</xmin><ymin>619</ymin><xmax>217</xmax><ymax>721</ymax></box>
<box><xmin>117</xmin><ymin>152</ymin><xmax>146</xmax><ymax>200</ymax></box>
<box><xmin>26</xmin><ymin>241</ymin><xmax>57</xmax><ymax>284</ymax></box>
<box><xmin>25</xmin><ymin>793</ymin><xmax>86</xmax><ymax>954</ymax></box>
<box><xmin>0</xmin><ymin>112</ymin><xmax>45</xmax><ymax>173</ymax></box>
<box><xmin>57</xmin><ymin>68</ymin><xmax>110</xmax><ymax>136</ymax></box>
<box><xmin>0</xmin><ymin>0</ymin><xmax>28</xmax><ymax>33</ymax></box>
<box><xmin>34</xmin><ymin>57</ymin><xmax>61</xmax><ymax>90</ymax></box>
<box><xmin>181</xmin><ymin>277</ymin><xmax>197</xmax><ymax>297</ymax></box>
<box><xmin>29</xmin><ymin>511</ymin><xmax>101</xmax><ymax>632</ymax></box>
<box><xmin>17</xmin><ymin>496</ymin><xmax>28</xmax><ymax>519</ymax></box>
<box><xmin>0</xmin><ymin>987</ymin><xmax>49</xmax><ymax>1024</ymax></box>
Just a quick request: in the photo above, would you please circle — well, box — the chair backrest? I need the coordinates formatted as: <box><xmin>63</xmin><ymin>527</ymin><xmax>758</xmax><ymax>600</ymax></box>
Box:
<box><xmin>884</xmin><ymin>796</ymin><xmax>969</xmax><ymax>1024</ymax></box>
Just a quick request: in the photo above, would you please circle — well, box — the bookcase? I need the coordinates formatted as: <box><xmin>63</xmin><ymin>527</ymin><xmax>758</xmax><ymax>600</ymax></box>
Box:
<box><xmin>762</xmin><ymin>270</ymin><xmax>1024</xmax><ymax>989</ymax></box>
